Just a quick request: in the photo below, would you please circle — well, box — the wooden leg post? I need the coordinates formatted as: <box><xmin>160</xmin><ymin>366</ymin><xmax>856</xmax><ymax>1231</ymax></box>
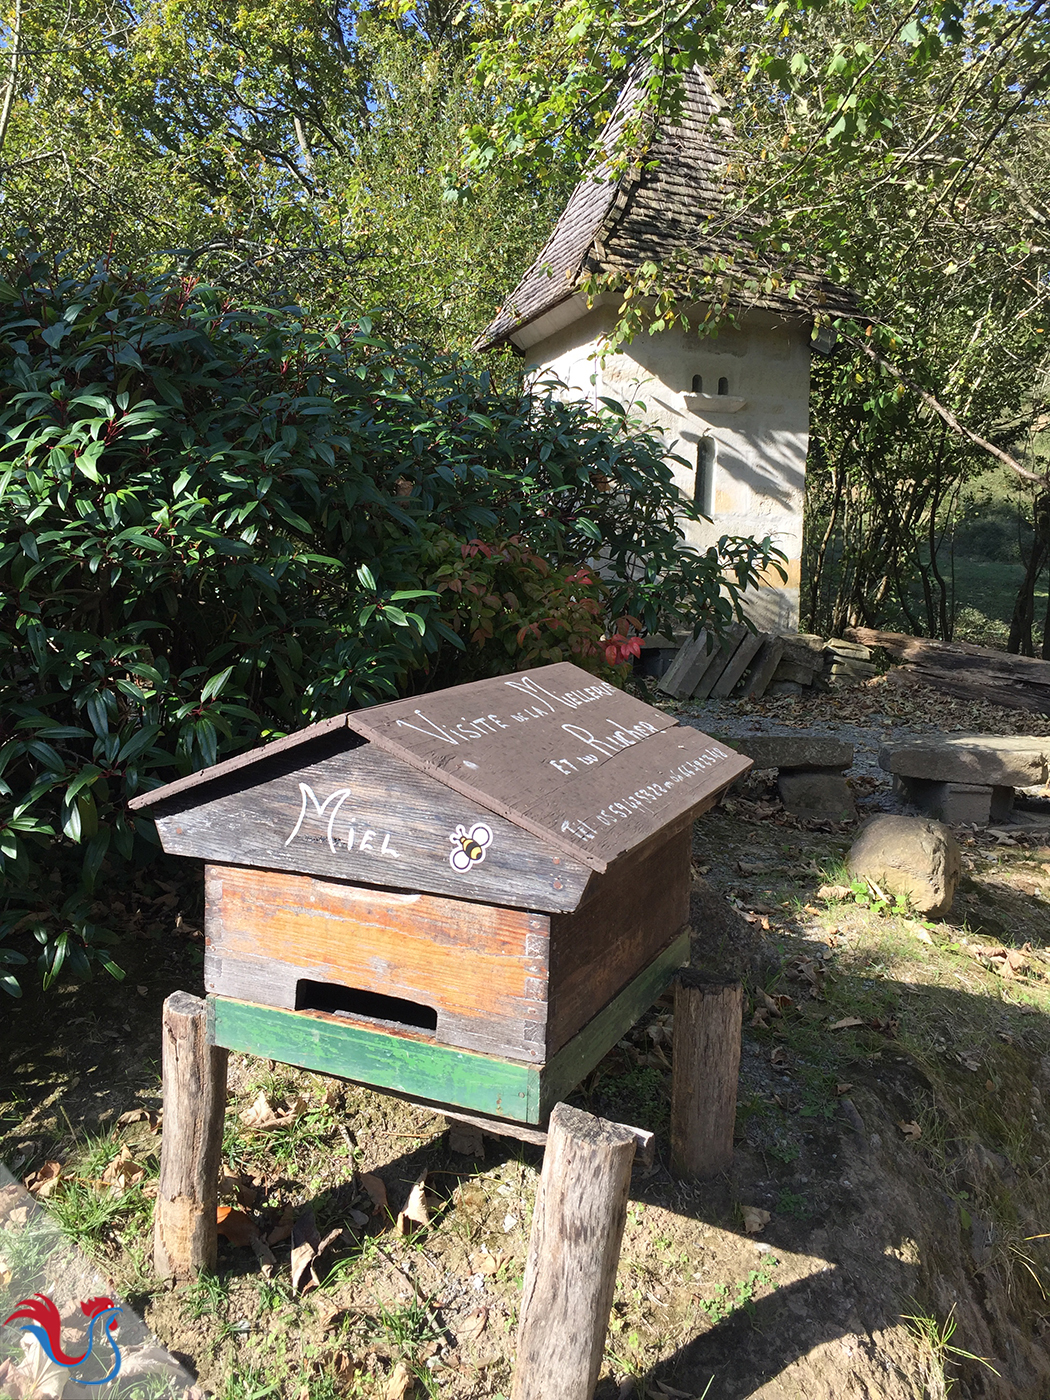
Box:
<box><xmin>670</xmin><ymin>971</ymin><xmax>743</xmax><ymax>1179</ymax></box>
<box><xmin>154</xmin><ymin>991</ymin><xmax>228</xmax><ymax>1279</ymax></box>
<box><xmin>511</xmin><ymin>1103</ymin><xmax>636</xmax><ymax>1400</ymax></box>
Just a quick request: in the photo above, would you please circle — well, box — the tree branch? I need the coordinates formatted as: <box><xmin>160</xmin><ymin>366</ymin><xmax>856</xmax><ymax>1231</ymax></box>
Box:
<box><xmin>0</xmin><ymin>0</ymin><xmax>24</xmax><ymax>157</ymax></box>
<box><xmin>847</xmin><ymin>333</ymin><xmax>1046</xmax><ymax>485</ymax></box>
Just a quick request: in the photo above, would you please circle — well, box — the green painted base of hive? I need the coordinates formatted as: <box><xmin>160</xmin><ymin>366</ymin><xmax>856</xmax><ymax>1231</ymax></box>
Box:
<box><xmin>208</xmin><ymin>927</ymin><xmax>689</xmax><ymax>1126</ymax></box>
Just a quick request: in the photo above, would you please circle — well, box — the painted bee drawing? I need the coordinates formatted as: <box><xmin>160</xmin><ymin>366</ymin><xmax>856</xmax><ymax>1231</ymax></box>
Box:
<box><xmin>449</xmin><ymin>822</ymin><xmax>493</xmax><ymax>872</ymax></box>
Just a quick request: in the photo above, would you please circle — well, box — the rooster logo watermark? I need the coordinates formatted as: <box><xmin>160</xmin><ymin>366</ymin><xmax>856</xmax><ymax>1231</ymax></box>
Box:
<box><xmin>3</xmin><ymin>1292</ymin><xmax>122</xmax><ymax>1386</ymax></box>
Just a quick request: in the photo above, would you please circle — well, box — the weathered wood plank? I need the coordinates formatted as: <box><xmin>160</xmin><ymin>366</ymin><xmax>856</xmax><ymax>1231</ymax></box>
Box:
<box><xmin>128</xmin><ymin>713</ymin><xmax>357</xmax><ymax>812</ymax></box>
<box><xmin>744</xmin><ymin>636</ymin><xmax>786</xmax><ymax>699</ymax></box>
<box><xmin>847</xmin><ymin>627</ymin><xmax>1050</xmax><ymax>681</ymax></box>
<box><xmin>154</xmin><ymin>992</ymin><xmax>228</xmax><ymax>1279</ymax></box>
<box><xmin>709</xmin><ymin>630</ymin><xmax>766</xmax><ymax>699</ymax></box>
<box><xmin>511</xmin><ymin>1103</ymin><xmax>636</xmax><ymax>1400</ymax></box>
<box><xmin>692</xmin><ymin>623</ymin><xmax>748</xmax><ymax>701</ymax></box>
<box><xmin>208</xmin><ymin>995</ymin><xmax>542</xmax><ymax>1123</ymax></box>
<box><xmin>896</xmin><ymin>664</ymin><xmax>1050</xmax><ymax>715</ymax></box>
<box><xmin>540</xmin><ymin>927</ymin><xmax>691</xmax><ymax>1114</ymax></box>
<box><xmin>418</xmin><ymin>1105</ymin><xmax>656</xmax><ymax>1167</ymax></box>
<box><xmin>546</xmin><ymin>826</ymin><xmax>690</xmax><ymax>1054</ymax></box>
<box><xmin>205</xmin><ymin>864</ymin><xmax>550</xmax><ymax>1061</ymax></box>
<box><xmin>154</xmin><ymin>744</ymin><xmax>592</xmax><ymax>914</ymax></box>
<box><xmin>345</xmin><ymin>662</ymin><xmax>748</xmax><ymax>871</ymax></box>
<box><xmin>656</xmin><ymin>630</ymin><xmax>717</xmax><ymax>700</ymax></box>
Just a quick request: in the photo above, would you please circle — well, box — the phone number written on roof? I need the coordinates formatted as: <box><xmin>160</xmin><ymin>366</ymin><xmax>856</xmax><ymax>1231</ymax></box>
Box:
<box><xmin>559</xmin><ymin>744</ymin><xmax>732</xmax><ymax>843</ymax></box>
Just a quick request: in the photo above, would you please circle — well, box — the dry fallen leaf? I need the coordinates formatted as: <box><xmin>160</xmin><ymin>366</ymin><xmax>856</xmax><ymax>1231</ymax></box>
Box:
<box><xmin>24</xmin><ymin>1161</ymin><xmax>62</xmax><ymax>1198</ymax></box>
<box><xmin>240</xmin><ymin>1090</ymin><xmax>308</xmax><ymax>1130</ymax></box>
<box><xmin>396</xmin><ymin>1172</ymin><xmax>430</xmax><ymax>1235</ymax></box>
<box><xmin>0</xmin><ymin>1337</ymin><xmax>67</xmax><ymax>1399</ymax></box>
<box><xmin>251</xmin><ymin>1232</ymin><xmax>277</xmax><ymax>1279</ymax></box>
<box><xmin>385</xmin><ymin>1360</ymin><xmax>414</xmax><ymax>1399</ymax></box>
<box><xmin>267</xmin><ymin>1204</ymin><xmax>295</xmax><ymax>1246</ymax></box>
<box><xmin>0</xmin><ymin>1183</ymin><xmax>25</xmax><ymax>1222</ymax></box>
<box><xmin>770</xmin><ymin>1046</ymin><xmax>788</xmax><ymax>1067</ymax></box>
<box><xmin>828</xmin><ymin>1016</ymin><xmax>865</xmax><ymax>1031</ymax></box>
<box><xmin>110</xmin><ymin>1342</ymin><xmax>183</xmax><ymax>1384</ymax></box>
<box><xmin>741</xmin><ymin>1206</ymin><xmax>771</xmax><ymax>1234</ymax></box>
<box><xmin>216</xmin><ymin>1205</ymin><xmax>258</xmax><ymax>1248</ymax></box>
<box><xmin>290</xmin><ymin>1207</ymin><xmax>345</xmax><ymax>1294</ymax></box>
<box><xmin>291</xmin><ymin>1207</ymin><xmax>322</xmax><ymax>1293</ymax></box>
<box><xmin>756</xmin><ymin>988</ymin><xmax>792</xmax><ymax>1016</ymax></box>
<box><xmin>331</xmin><ymin>1352</ymin><xmax>362</xmax><ymax>1385</ymax></box>
<box><xmin>817</xmin><ymin>884</ymin><xmax>851</xmax><ymax>901</ymax></box>
<box><xmin>102</xmin><ymin>1144</ymin><xmax>147</xmax><ymax>1193</ymax></box>
<box><xmin>116</xmin><ymin>1107</ymin><xmax>162</xmax><ymax>1132</ymax></box>
<box><xmin>898</xmin><ymin>1120</ymin><xmax>922</xmax><ymax>1141</ymax></box>
<box><xmin>360</xmin><ymin>1172</ymin><xmax>389</xmax><ymax>1215</ymax></box>
<box><xmin>448</xmin><ymin>1123</ymin><xmax>486</xmax><ymax>1157</ymax></box>
<box><xmin>456</xmin><ymin>1307</ymin><xmax>488</xmax><ymax>1344</ymax></box>
<box><xmin>469</xmin><ymin>1250</ymin><xmax>508</xmax><ymax>1276</ymax></box>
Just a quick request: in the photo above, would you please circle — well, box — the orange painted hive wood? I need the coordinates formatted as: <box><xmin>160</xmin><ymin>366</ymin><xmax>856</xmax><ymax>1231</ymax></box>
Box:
<box><xmin>131</xmin><ymin>664</ymin><xmax>750</xmax><ymax>1120</ymax></box>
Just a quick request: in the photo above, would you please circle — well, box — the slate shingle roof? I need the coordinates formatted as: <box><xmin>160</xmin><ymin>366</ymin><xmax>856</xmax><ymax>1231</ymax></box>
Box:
<box><xmin>476</xmin><ymin>67</ymin><xmax>855</xmax><ymax>350</ymax></box>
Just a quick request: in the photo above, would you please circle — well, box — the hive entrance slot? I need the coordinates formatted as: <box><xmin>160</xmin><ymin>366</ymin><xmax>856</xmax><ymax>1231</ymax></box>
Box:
<box><xmin>295</xmin><ymin>979</ymin><xmax>438</xmax><ymax>1032</ymax></box>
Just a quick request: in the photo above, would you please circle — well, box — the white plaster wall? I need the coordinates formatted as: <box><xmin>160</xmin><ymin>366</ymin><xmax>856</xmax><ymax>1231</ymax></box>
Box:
<box><xmin>521</xmin><ymin>303</ymin><xmax>810</xmax><ymax>632</ymax></box>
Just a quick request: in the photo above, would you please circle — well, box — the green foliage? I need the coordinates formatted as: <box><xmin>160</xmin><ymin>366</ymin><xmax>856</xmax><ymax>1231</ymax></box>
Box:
<box><xmin>422</xmin><ymin>534</ymin><xmax>621</xmax><ymax>680</ymax></box>
<box><xmin>0</xmin><ymin>252</ymin><xmax>782</xmax><ymax>997</ymax></box>
<box><xmin>695</xmin><ymin>1255</ymin><xmax>780</xmax><ymax>1324</ymax></box>
<box><xmin>0</xmin><ymin>0</ymin><xmax>569</xmax><ymax>349</ymax></box>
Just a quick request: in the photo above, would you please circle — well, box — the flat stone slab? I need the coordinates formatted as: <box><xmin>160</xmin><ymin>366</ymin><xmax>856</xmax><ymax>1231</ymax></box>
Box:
<box><xmin>726</xmin><ymin>734</ymin><xmax>854</xmax><ymax>771</ymax></box>
<box><xmin>880</xmin><ymin>735</ymin><xmax>1050</xmax><ymax>788</ymax></box>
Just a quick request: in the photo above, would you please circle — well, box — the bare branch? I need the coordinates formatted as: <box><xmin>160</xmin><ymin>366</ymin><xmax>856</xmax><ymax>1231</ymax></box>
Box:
<box><xmin>0</xmin><ymin>0</ymin><xmax>24</xmax><ymax>157</ymax></box>
<box><xmin>847</xmin><ymin>333</ymin><xmax>1046</xmax><ymax>485</ymax></box>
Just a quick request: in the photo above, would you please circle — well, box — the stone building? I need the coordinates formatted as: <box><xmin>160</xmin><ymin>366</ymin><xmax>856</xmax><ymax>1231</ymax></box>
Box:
<box><xmin>476</xmin><ymin>67</ymin><xmax>853</xmax><ymax>632</ymax></box>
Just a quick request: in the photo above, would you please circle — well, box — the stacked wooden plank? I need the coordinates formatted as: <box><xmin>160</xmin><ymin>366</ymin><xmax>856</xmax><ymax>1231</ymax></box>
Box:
<box><xmin>847</xmin><ymin>628</ymin><xmax>1050</xmax><ymax>716</ymax></box>
<box><xmin>657</xmin><ymin>627</ymin><xmax>785</xmax><ymax>701</ymax></box>
<box><xmin>655</xmin><ymin>628</ymin><xmax>881</xmax><ymax>702</ymax></box>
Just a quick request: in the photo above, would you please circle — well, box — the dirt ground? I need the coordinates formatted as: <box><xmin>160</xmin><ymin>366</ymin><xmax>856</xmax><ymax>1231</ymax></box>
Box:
<box><xmin>5</xmin><ymin>672</ymin><xmax>1050</xmax><ymax>1399</ymax></box>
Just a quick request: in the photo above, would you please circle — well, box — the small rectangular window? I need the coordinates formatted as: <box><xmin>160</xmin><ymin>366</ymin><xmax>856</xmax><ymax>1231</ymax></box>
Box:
<box><xmin>695</xmin><ymin>439</ymin><xmax>716</xmax><ymax>517</ymax></box>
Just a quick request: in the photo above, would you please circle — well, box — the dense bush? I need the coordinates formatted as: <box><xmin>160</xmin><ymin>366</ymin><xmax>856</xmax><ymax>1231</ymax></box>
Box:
<box><xmin>0</xmin><ymin>254</ymin><xmax>783</xmax><ymax>995</ymax></box>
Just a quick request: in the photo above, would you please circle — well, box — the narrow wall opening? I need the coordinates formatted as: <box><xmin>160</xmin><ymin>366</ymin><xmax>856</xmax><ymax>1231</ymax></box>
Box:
<box><xmin>695</xmin><ymin>438</ymin><xmax>716</xmax><ymax>518</ymax></box>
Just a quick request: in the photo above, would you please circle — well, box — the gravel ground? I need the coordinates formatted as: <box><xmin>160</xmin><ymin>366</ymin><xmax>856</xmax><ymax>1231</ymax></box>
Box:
<box><xmin>675</xmin><ymin>687</ymin><xmax>1050</xmax><ymax>823</ymax></box>
<box><xmin>683</xmin><ymin>699</ymin><xmax>906</xmax><ymax>792</ymax></box>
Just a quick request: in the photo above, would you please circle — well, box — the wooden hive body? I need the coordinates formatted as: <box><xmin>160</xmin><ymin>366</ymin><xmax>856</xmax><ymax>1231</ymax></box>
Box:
<box><xmin>133</xmin><ymin>664</ymin><xmax>750</xmax><ymax>1123</ymax></box>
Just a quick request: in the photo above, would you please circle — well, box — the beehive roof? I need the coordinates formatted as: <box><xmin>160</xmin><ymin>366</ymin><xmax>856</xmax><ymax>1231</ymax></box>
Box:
<box><xmin>477</xmin><ymin>66</ymin><xmax>856</xmax><ymax>350</ymax></box>
<box><xmin>129</xmin><ymin>663</ymin><xmax>750</xmax><ymax>879</ymax></box>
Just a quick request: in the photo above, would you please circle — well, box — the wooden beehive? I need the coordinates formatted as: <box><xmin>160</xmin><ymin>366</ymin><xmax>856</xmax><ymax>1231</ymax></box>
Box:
<box><xmin>131</xmin><ymin>663</ymin><xmax>749</xmax><ymax>1124</ymax></box>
